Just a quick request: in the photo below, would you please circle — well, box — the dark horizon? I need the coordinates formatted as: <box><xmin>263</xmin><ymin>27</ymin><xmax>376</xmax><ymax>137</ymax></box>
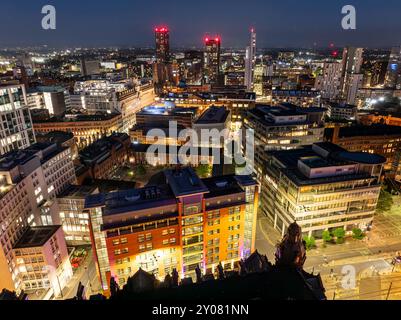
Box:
<box><xmin>1</xmin><ymin>0</ymin><xmax>401</xmax><ymax>49</ymax></box>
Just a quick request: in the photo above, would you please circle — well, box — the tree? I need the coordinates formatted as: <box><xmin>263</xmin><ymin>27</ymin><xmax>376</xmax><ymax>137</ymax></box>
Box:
<box><xmin>376</xmin><ymin>189</ymin><xmax>393</xmax><ymax>213</ymax></box>
<box><xmin>195</xmin><ymin>164</ymin><xmax>212</xmax><ymax>178</ymax></box>
<box><xmin>352</xmin><ymin>228</ymin><xmax>365</xmax><ymax>240</ymax></box>
<box><xmin>303</xmin><ymin>236</ymin><xmax>316</xmax><ymax>251</ymax></box>
<box><xmin>333</xmin><ymin>228</ymin><xmax>346</xmax><ymax>244</ymax></box>
<box><xmin>135</xmin><ymin>164</ymin><xmax>147</xmax><ymax>176</ymax></box>
<box><xmin>322</xmin><ymin>230</ymin><xmax>332</xmax><ymax>243</ymax></box>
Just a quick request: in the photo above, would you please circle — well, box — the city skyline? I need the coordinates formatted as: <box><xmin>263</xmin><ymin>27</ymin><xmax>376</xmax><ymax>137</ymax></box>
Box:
<box><xmin>1</xmin><ymin>0</ymin><xmax>401</xmax><ymax>48</ymax></box>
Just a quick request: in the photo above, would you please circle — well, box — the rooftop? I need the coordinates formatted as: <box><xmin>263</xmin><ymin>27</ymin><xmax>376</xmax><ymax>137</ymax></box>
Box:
<box><xmin>84</xmin><ymin>168</ymin><xmax>257</xmax><ymax>222</ymax></box>
<box><xmin>35</xmin><ymin>131</ymin><xmax>75</xmax><ymax>144</ymax></box>
<box><xmin>13</xmin><ymin>226</ymin><xmax>61</xmax><ymax>249</ymax></box>
<box><xmin>268</xmin><ymin>142</ymin><xmax>385</xmax><ymax>186</ymax></box>
<box><xmin>79</xmin><ymin>133</ymin><xmax>128</xmax><ymax>164</ymax></box>
<box><xmin>328</xmin><ymin>102</ymin><xmax>357</xmax><ymax>110</ymax></box>
<box><xmin>164</xmin><ymin>167</ymin><xmax>209</xmax><ymax>197</ymax></box>
<box><xmin>33</xmin><ymin>112</ymin><xmax>121</xmax><ymax>123</ymax></box>
<box><xmin>194</xmin><ymin>106</ymin><xmax>230</xmax><ymax>124</ymax></box>
<box><xmin>248</xmin><ymin>105</ymin><xmax>310</xmax><ymax>127</ymax></box>
<box><xmin>272</xmin><ymin>89</ymin><xmax>321</xmax><ymax>97</ymax></box>
<box><xmin>137</xmin><ymin>105</ymin><xmax>198</xmax><ymax>117</ymax></box>
<box><xmin>327</xmin><ymin>124</ymin><xmax>401</xmax><ymax>139</ymax></box>
<box><xmin>0</xmin><ymin>142</ymin><xmax>66</xmax><ymax>172</ymax></box>
<box><xmin>58</xmin><ymin>184</ymin><xmax>98</xmax><ymax>199</ymax></box>
<box><xmin>202</xmin><ymin>175</ymin><xmax>245</xmax><ymax>198</ymax></box>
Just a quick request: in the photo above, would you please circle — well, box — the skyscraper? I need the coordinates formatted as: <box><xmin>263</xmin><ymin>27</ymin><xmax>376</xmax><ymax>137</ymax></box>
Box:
<box><xmin>153</xmin><ymin>26</ymin><xmax>174</xmax><ymax>87</ymax></box>
<box><xmin>314</xmin><ymin>61</ymin><xmax>343</xmax><ymax>100</ymax></box>
<box><xmin>244</xmin><ymin>28</ymin><xmax>256</xmax><ymax>91</ymax></box>
<box><xmin>155</xmin><ymin>27</ymin><xmax>170</xmax><ymax>64</ymax></box>
<box><xmin>341</xmin><ymin>47</ymin><xmax>363</xmax><ymax>75</ymax></box>
<box><xmin>385</xmin><ymin>46</ymin><xmax>401</xmax><ymax>89</ymax></box>
<box><xmin>203</xmin><ymin>36</ymin><xmax>221</xmax><ymax>85</ymax></box>
<box><xmin>341</xmin><ymin>47</ymin><xmax>364</xmax><ymax>104</ymax></box>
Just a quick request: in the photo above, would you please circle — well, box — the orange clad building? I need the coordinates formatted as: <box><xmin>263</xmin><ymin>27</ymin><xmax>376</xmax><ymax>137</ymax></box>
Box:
<box><xmin>85</xmin><ymin>167</ymin><xmax>259</xmax><ymax>293</ymax></box>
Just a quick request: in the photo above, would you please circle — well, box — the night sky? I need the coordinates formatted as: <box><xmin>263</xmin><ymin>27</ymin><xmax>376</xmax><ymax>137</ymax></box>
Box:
<box><xmin>1</xmin><ymin>0</ymin><xmax>401</xmax><ymax>48</ymax></box>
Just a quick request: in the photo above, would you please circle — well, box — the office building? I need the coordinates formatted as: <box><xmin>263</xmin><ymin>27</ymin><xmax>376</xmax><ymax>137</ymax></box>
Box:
<box><xmin>193</xmin><ymin>106</ymin><xmax>231</xmax><ymax>148</ymax></box>
<box><xmin>35</xmin><ymin>131</ymin><xmax>78</xmax><ymax>160</ymax></box>
<box><xmin>253</xmin><ymin>63</ymin><xmax>269</xmax><ymax>97</ymax></box>
<box><xmin>325</xmin><ymin>124</ymin><xmax>401</xmax><ymax>171</ymax></box>
<box><xmin>204</xmin><ymin>37</ymin><xmax>221</xmax><ymax>85</ymax></box>
<box><xmin>130</xmin><ymin>104</ymin><xmax>199</xmax><ymax>145</ymax></box>
<box><xmin>262</xmin><ymin>142</ymin><xmax>385</xmax><ymax>237</ymax></box>
<box><xmin>0</xmin><ymin>142</ymin><xmax>76</xmax><ymax>292</ymax></box>
<box><xmin>0</xmin><ymin>84</ymin><xmax>35</xmax><ymax>155</ymax></box>
<box><xmin>27</xmin><ymin>86</ymin><xmax>70</xmax><ymax>117</ymax></box>
<box><xmin>12</xmin><ymin>225</ymin><xmax>73</xmax><ymax>297</ymax></box>
<box><xmin>244</xmin><ymin>29</ymin><xmax>256</xmax><ymax>91</ymax></box>
<box><xmin>78</xmin><ymin>133</ymin><xmax>131</xmax><ymax>180</ymax></box>
<box><xmin>57</xmin><ymin>185</ymin><xmax>98</xmax><ymax>245</ymax></box>
<box><xmin>85</xmin><ymin>167</ymin><xmax>259</xmax><ymax>292</ymax></box>
<box><xmin>271</xmin><ymin>89</ymin><xmax>321</xmax><ymax>107</ymax></box>
<box><xmin>70</xmin><ymin>80</ymin><xmax>154</xmax><ymax>132</ymax></box>
<box><xmin>243</xmin><ymin>103</ymin><xmax>326</xmax><ymax>178</ymax></box>
<box><xmin>80</xmin><ymin>59</ymin><xmax>100</xmax><ymax>76</ymax></box>
<box><xmin>326</xmin><ymin>103</ymin><xmax>357</xmax><ymax>120</ymax></box>
<box><xmin>33</xmin><ymin>113</ymin><xmax>123</xmax><ymax>149</ymax></box>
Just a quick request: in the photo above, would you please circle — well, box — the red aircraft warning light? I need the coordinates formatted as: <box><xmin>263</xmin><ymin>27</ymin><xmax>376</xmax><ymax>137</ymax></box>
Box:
<box><xmin>155</xmin><ymin>26</ymin><xmax>168</xmax><ymax>33</ymax></box>
<box><xmin>205</xmin><ymin>36</ymin><xmax>220</xmax><ymax>43</ymax></box>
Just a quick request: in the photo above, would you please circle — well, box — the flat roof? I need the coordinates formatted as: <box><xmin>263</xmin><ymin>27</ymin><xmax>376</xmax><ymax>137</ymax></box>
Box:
<box><xmin>202</xmin><ymin>175</ymin><xmax>244</xmax><ymax>198</ymax></box>
<box><xmin>34</xmin><ymin>112</ymin><xmax>121</xmax><ymax>123</ymax></box>
<box><xmin>138</xmin><ymin>105</ymin><xmax>198</xmax><ymax>116</ymax></box>
<box><xmin>13</xmin><ymin>226</ymin><xmax>61</xmax><ymax>249</ymax></box>
<box><xmin>194</xmin><ymin>106</ymin><xmax>230</xmax><ymax>124</ymax></box>
<box><xmin>58</xmin><ymin>184</ymin><xmax>98</xmax><ymax>198</ymax></box>
<box><xmin>164</xmin><ymin>167</ymin><xmax>209</xmax><ymax>197</ymax></box>
<box><xmin>85</xmin><ymin>184</ymin><xmax>176</xmax><ymax>216</ymax></box>
<box><xmin>336</xmin><ymin>124</ymin><xmax>401</xmax><ymax>138</ymax></box>
<box><xmin>0</xmin><ymin>142</ymin><xmax>65</xmax><ymax>172</ymax></box>
<box><xmin>268</xmin><ymin>142</ymin><xmax>385</xmax><ymax>186</ymax></box>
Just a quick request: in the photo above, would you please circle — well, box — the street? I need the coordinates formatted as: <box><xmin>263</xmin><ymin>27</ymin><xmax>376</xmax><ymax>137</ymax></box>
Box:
<box><xmin>54</xmin><ymin>249</ymin><xmax>101</xmax><ymax>300</ymax></box>
<box><xmin>255</xmin><ymin>196</ymin><xmax>401</xmax><ymax>300</ymax></box>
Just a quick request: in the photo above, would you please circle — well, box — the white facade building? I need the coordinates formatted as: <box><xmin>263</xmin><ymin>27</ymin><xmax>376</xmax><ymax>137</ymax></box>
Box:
<box><xmin>0</xmin><ymin>84</ymin><xmax>35</xmax><ymax>155</ymax></box>
<box><xmin>0</xmin><ymin>142</ymin><xmax>76</xmax><ymax>292</ymax></box>
<box><xmin>315</xmin><ymin>61</ymin><xmax>343</xmax><ymax>100</ymax></box>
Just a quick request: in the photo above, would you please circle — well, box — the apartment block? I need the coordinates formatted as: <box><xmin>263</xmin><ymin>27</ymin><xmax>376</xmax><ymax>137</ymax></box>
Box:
<box><xmin>12</xmin><ymin>226</ymin><xmax>73</xmax><ymax>296</ymax></box>
<box><xmin>0</xmin><ymin>84</ymin><xmax>35</xmax><ymax>155</ymax></box>
<box><xmin>84</xmin><ymin>167</ymin><xmax>258</xmax><ymax>292</ymax></box>
<box><xmin>0</xmin><ymin>142</ymin><xmax>76</xmax><ymax>292</ymax></box>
